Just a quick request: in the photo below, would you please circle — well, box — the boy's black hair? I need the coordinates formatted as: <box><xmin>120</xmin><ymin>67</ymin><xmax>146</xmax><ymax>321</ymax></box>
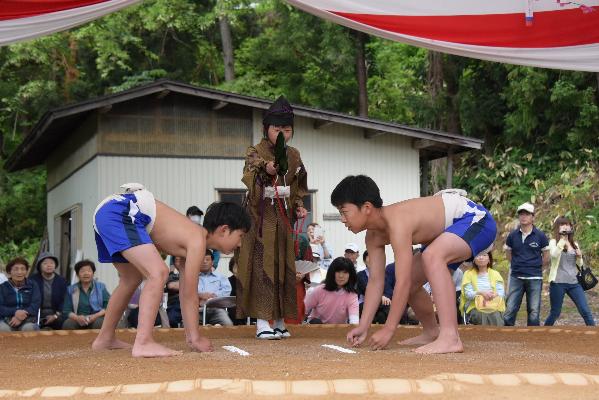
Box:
<box><xmin>74</xmin><ymin>259</ymin><xmax>96</xmax><ymax>275</ymax></box>
<box><xmin>324</xmin><ymin>257</ymin><xmax>358</xmax><ymax>293</ymax></box>
<box><xmin>330</xmin><ymin>175</ymin><xmax>383</xmax><ymax>209</ymax></box>
<box><xmin>205</xmin><ymin>249</ymin><xmax>214</xmax><ymax>260</ymax></box>
<box><xmin>362</xmin><ymin>250</ymin><xmax>369</xmax><ymax>263</ymax></box>
<box><xmin>203</xmin><ymin>202</ymin><xmax>252</xmax><ymax>233</ymax></box>
<box><xmin>186</xmin><ymin>205</ymin><xmax>203</xmax><ymax>217</ymax></box>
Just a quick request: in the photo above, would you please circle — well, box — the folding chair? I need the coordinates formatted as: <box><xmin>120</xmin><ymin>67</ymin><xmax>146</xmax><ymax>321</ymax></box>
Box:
<box><xmin>158</xmin><ymin>292</ymin><xmax>170</xmax><ymax>328</ymax></box>
<box><xmin>201</xmin><ymin>296</ymin><xmax>236</xmax><ymax>326</ymax></box>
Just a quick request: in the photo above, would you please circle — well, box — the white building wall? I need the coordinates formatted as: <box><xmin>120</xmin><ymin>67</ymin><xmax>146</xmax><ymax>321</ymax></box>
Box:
<box><xmin>292</xmin><ymin>116</ymin><xmax>420</xmax><ymax>269</ymax></box>
<box><xmin>47</xmin><ymin>158</ymin><xmax>100</xmax><ymax>283</ymax></box>
<box><xmin>49</xmin><ymin>115</ymin><xmax>421</xmax><ymax>291</ymax></box>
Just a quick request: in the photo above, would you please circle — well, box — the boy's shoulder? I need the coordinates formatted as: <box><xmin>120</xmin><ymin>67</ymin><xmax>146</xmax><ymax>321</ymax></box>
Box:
<box><xmin>379</xmin><ymin>196</ymin><xmax>436</xmax><ymax>222</ymax></box>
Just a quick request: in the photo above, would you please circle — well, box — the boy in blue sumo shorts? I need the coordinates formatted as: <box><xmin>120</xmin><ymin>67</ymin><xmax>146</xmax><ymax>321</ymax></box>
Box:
<box><xmin>331</xmin><ymin>176</ymin><xmax>496</xmax><ymax>354</ymax></box>
<box><xmin>91</xmin><ymin>183</ymin><xmax>251</xmax><ymax>358</ymax></box>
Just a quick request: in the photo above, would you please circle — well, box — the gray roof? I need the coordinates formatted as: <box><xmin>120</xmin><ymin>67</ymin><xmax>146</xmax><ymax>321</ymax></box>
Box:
<box><xmin>6</xmin><ymin>79</ymin><xmax>483</xmax><ymax>171</ymax></box>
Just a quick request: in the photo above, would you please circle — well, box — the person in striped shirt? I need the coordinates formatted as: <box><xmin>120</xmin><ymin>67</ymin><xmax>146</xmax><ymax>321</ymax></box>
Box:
<box><xmin>460</xmin><ymin>252</ymin><xmax>505</xmax><ymax>326</ymax></box>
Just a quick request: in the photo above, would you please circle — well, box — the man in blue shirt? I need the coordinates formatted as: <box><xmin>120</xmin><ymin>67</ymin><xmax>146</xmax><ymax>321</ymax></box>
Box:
<box><xmin>197</xmin><ymin>250</ymin><xmax>233</xmax><ymax>326</ymax></box>
<box><xmin>503</xmin><ymin>203</ymin><xmax>549</xmax><ymax>326</ymax></box>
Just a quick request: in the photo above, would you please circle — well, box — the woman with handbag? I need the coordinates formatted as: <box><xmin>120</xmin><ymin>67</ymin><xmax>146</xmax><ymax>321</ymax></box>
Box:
<box><xmin>544</xmin><ymin>217</ymin><xmax>595</xmax><ymax>326</ymax></box>
<box><xmin>460</xmin><ymin>252</ymin><xmax>505</xmax><ymax>326</ymax></box>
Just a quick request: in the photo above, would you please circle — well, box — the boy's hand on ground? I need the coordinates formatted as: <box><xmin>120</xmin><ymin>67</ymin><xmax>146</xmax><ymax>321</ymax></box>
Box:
<box><xmin>189</xmin><ymin>336</ymin><xmax>214</xmax><ymax>353</ymax></box>
<box><xmin>347</xmin><ymin>326</ymin><xmax>368</xmax><ymax>347</ymax></box>
<box><xmin>381</xmin><ymin>296</ymin><xmax>391</xmax><ymax>306</ymax></box>
<box><xmin>369</xmin><ymin>327</ymin><xmax>394</xmax><ymax>351</ymax></box>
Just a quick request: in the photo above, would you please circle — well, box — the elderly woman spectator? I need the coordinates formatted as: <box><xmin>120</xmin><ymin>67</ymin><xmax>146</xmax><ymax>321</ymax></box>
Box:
<box><xmin>460</xmin><ymin>252</ymin><xmax>505</xmax><ymax>326</ymax></box>
<box><xmin>62</xmin><ymin>260</ymin><xmax>111</xmax><ymax>330</ymax></box>
<box><xmin>544</xmin><ymin>216</ymin><xmax>595</xmax><ymax>326</ymax></box>
<box><xmin>30</xmin><ymin>252</ymin><xmax>68</xmax><ymax>330</ymax></box>
<box><xmin>0</xmin><ymin>257</ymin><xmax>41</xmax><ymax>332</ymax></box>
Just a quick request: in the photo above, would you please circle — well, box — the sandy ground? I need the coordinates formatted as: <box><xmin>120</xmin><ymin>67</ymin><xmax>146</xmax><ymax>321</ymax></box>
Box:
<box><xmin>1</xmin><ymin>325</ymin><xmax>598</xmax><ymax>399</ymax></box>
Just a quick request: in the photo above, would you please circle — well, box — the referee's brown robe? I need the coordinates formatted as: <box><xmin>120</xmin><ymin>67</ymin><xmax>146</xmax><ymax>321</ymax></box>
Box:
<box><xmin>235</xmin><ymin>138</ymin><xmax>308</xmax><ymax>321</ymax></box>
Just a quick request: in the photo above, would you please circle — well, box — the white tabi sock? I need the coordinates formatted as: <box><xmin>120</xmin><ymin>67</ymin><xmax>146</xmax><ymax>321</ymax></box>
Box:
<box><xmin>273</xmin><ymin>318</ymin><xmax>286</xmax><ymax>330</ymax></box>
<box><xmin>256</xmin><ymin>319</ymin><xmax>272</xmax><ymax>333</ymax></box>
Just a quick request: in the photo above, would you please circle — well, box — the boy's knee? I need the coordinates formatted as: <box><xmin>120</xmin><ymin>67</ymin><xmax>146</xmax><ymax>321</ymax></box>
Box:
<box><xmin>421</xmin><ymin>251</ymin><xmax>441</xmax><ymax>267</ymax></box>
<box><xmin>148</xmin><ymin>266</ymin><xmax>169</xmax><ymax>284</ymax></box>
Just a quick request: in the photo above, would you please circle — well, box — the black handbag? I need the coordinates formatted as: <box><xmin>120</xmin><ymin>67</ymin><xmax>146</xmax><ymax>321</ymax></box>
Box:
<box><xmin>577</xmin><ymin>264</ymin><xmax>598</xmax><ymax>291</ymax></box>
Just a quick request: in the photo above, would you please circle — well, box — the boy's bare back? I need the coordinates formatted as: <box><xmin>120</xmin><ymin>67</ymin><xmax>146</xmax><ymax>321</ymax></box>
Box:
<box><xmin>367</xmin><ymin>195</ymin><xmax>446</xmax><ymax>249</ymax></box>
<box><xmin>150</xmin><ymin>201</ymin><xmax>206</xmax><ymax>257</ymax></box>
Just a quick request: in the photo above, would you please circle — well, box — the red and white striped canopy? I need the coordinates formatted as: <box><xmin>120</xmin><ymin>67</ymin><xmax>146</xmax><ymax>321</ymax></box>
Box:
<box><xmin>287</xmin><ymin>0</ymin><xmax>599</xmax><ymax>71</ymax></box>
<box><xmin>0</xmin><ymin>0</ymin><xmax>141</xmax><ymax>46</ymax></box>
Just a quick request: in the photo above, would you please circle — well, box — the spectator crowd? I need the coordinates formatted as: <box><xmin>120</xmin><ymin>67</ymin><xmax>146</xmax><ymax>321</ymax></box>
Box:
<box><xmin>0</xmin><ymin>202</ymin><xmax>595</xmax><ymax>332</ymax></box>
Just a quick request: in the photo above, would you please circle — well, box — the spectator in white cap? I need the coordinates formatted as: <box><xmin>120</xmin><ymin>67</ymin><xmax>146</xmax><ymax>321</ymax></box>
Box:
<box><xmin>344</xmin><ymin>243</ymin><xmax>360</xmax><ymax>269</ymax></box>
<box><xmin>503</xmin><ymin>202</ymin><xmax>550</xmax><ymax>326</ymax></box>
<box><xmin>307</xmin><ymin>244</ymin><xmax>325</xmax><ymax>284</ymax></box>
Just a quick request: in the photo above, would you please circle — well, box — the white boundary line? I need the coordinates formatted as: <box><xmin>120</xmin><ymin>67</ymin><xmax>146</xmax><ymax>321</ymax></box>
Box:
<box><xmin>222</xmin><ymin>346</ymin><xmax>250</xmax><ymax>356</ymax></box>
<box><xmin>321</xmin><ymin>344</ymin><xmax>356</xmax><ymax>354</ymax></box>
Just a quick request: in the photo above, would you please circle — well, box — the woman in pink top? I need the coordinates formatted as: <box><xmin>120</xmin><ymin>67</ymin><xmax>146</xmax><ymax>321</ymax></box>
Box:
<box><xmin>304</xmin><ymin>257</ymin><xmax>359</xmax><ymax>324</ymax></box>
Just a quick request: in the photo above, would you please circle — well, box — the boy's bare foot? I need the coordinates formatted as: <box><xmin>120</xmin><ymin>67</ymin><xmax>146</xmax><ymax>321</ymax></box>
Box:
<box><xmin>413</xmin><ymin>336</ymin><xmax>463</xmax><ymax>354</ymax></box>
<box><xmin>92</xmin><ymin>337</ymin><xmax>132</xmax><ymax>351</ymax></box>
<box><xmin>132</xmin><ymin>342</ymin><xmax>182</xmax><ymax>358</ymax></box>
<box><xmin>398</xmin><ymin>329</ymin><xmax>439</xmax><ymax>346</ymax></box>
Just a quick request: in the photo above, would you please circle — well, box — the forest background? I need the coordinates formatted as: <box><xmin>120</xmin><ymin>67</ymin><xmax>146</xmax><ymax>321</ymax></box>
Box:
<box><xmin>0</xmin><ymin>0</ymin><xmax>598</xmax><ymax>279</ymax></box>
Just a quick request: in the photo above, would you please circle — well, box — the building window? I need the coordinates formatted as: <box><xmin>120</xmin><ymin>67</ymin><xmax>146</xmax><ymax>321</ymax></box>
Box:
<box><xmin>217</xmin><ymin>189</ymin><xmax>246</xmax><ymax>206</ymax></box>
<box><xmin>302</xmin><ymin>191</ymin><xmax>315</xmax><ymax>227</ymax></box>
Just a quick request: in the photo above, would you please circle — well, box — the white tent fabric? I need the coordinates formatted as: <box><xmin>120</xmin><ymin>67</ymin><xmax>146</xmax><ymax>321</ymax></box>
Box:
<box><xmin>0</xmin><ymin>0</ymin><xmax>141</xmax><ymax>46</ymax></box>
<box><xmin>287</xmin><ymin>0</ymin><xmax>599</xmax><ymax>71</ymax></box>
